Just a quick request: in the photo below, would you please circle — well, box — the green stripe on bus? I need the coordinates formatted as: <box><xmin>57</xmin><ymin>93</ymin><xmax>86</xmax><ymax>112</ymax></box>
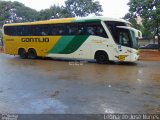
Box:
<box><xmin>59</xmin><ymin>35</ymin><xmax>89</xmax><ymax>54</ymax></box>
<box><xmin>49</xmin><ymin>35</ymin><xmax>89</xmax><ymax>54</ymax></box>
<box><xmin>49</xmin><ymin>36</ymin><xmax>75</xmax><ymax>53</ymax></box>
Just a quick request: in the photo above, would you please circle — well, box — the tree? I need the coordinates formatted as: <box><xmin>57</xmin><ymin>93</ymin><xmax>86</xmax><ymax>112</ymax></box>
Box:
<box><xmin>126</xmin><ymin>0</ymin><xmax>160</xmax><ymax>50</ymax></box>
<box><xmin>37</xmin><ymin>0</ymin><xmax>103</xmax><ymax>20</ymax></box>
<box><xmin>12</xmin><ymin>1</ymin><xmax>38</xmax><ymax>22</ymax></box>
<box><xmin>0</xmin><ymin>1</ymin><xmax>12</xmax><ymax>22</ymax></box>
<box><xmin>123</xmin><ymin>13</ymin><xmax>152</xmax><ymax>39</ymax></box>
<box><xmin>0</xmin><ymin>1</ymin><xmax>38</xmax><ymax>23</ymax></box>
<box><xmin>37</xmin><ymin>5</ymin><xmax>72</xmax><ymax>20</ymax></box>
<box><xmin>123</xmin><ymin>13</ymin><xmax>142</xmax><ymax>30</ymax></box>
<box><xmin>0</xmin><ymin>0</ymin><xmax>103</xmax><ymax>22</ymax></box>
<box><xmin>64</xmin><ymin>0</ymin><xmax>103</xmax><ymax>17</ymax></box>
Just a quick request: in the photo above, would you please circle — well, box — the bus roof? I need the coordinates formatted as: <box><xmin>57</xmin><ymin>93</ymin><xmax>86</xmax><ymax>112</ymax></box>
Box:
<box><xmin>4</xmin><ymin>16</ymin><xmax>131</xmax><ymax>26</ymax></box>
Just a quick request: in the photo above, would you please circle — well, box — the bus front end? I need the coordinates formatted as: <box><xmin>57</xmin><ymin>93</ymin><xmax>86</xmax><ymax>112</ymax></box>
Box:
<box><xmin>116</xmin><ymin>26</ymin><xmax>140</xmax><ymax>62</ymax></box>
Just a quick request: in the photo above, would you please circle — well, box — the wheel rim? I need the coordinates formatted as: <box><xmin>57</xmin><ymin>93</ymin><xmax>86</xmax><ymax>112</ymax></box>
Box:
<box><xmin>28</xmin><ymin>49</ymin><xmax>37</xmax><ymax>59</ymax></box>
<box><xmin>99</xmin><ymin>55</ymin><xmax>105</xmax><ymax>61</ymax></box>
<box><xmin>19</xmin><ymin>49</ymin><xmax>27</xmax><ymax>59</ymax></box>
<box><xmin>96</xmin><ymin>52</ymin><xmax>108</xmax><ymax>64</ymax></box>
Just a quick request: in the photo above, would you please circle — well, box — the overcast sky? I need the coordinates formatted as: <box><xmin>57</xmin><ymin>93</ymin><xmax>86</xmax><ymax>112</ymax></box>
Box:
<box><xmin>7</xmin><ymin>0</ymin><xmax>129</xmax><ymax>18</ymax></box>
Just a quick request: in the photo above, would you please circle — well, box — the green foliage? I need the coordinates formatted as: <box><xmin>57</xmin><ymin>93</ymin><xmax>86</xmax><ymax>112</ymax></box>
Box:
<box><xmin>123</xmin><ymin>13</ymin><xmax>142</xmax><ymax>30</ymax></box>
<box><xmin>123</xmin><ymin>13</ymin><xmax>149</xmax><ymax>38</ymax></box>
<box><xmin>0</xmin><ymin>1</ymin><xmax>12</xmax><ymax>21</ymax></box>
<box><xmin>37</xmin><ymin>5</ymin><xmax>72</xmax><ymax>20</ymax></box>
<box><xmin>64</xmin><ymin>0</ymin><xmax>103</xmax><ymax>17</ymax></box>
<box><xmin>0</xmin><ymin>0</ymin><xmax>103</xmax><ymax>23</ymax></box>
<box><xmin>0</xmin><ymin>1</ymin><xmax>38</xmax><ymax>23</ymax></box>
<box><xmin>37</xmin><ymin>0</ymin><xmax>103</xmax><ymax>20</ymax></box>
<box><xmin>126</xmin><ymin>0</ymin><xmax>160</xmax><ymax>50</ymax></box>
<box><xmin>125</xmin><ymin>0</ymin><xmax>160</xmax><ymax>39</ymax></box>
<box><xmin>13</xmin><ymin>1</ymin><xmax>38</xmax><ymax>22</ymax></box>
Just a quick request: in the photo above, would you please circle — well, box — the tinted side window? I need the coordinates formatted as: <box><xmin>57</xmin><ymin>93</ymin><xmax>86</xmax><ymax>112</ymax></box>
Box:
<box><xmin>17</xmin><ymin>26</ymin><xmax>29</xmax><ymax>36</ymax></box>
<box><xmin>28</xmin><ymin>25</ymin><xmax>52</xmax><ymax>36</ymax></box>
<box><xmin>50</xmin><ymin>24</ymin><xmax>66</xmax><ymax>35</ymax></box>
<box><xmin>86</xmin><ymin>22</ymin><xmax>108</xmax><ymax>38</ymax></box>
<box><xmin>65</xmin><ymin>23</ymin><xmax>86</xmax><ymax>35</ymax></box>
<box><xmin>4</xmin><ymin>26</ymin><xmax>17</xmax><ymax>36</ymax></box>
<box><xmin>4</xmin><ymin>22</ymin><xmax>108</xmax><ymax>38</ymax></box>
<box><xmin>77</xmin><ymin>24</ymin><xmax>85</xmax><ymax>35</ymax></box>
<box><xmin>66</xmin><ymin>23</ymin><xmax>79</xmax><ymax>35</ymax></box>
<box><xmin>105</xmin><ymin>21</ymin><xmax>127</xmax><ymax>42</ymax></box>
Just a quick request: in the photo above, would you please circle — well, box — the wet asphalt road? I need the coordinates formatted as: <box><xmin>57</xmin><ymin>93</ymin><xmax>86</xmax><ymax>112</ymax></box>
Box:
<box><xmin>0</xmin><ymin>53</ymin><xmax>160</xmax><ymax>114</ymax></box>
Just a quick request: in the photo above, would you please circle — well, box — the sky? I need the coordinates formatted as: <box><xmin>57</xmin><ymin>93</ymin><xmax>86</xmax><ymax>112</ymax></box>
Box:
<box><xmin>7</xmin><ymin>0</ymin><xmax>129</xmax><ymax>18</ymax></box>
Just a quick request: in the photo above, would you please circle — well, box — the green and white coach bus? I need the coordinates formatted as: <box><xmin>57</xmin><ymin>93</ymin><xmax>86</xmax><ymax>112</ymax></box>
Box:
<box><xmin>3</xmin><ymin>17</ymin><xmax>140</xmax><ymax>63</ymax></box>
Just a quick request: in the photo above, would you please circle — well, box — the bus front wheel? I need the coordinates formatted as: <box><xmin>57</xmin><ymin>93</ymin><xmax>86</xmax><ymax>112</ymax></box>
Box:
<box><xmin>18</xmin><ymin>48</ymin><xmax>27</xmax><ymax>59</ymax></box>
<box><xmin>95</xmin><ymin>51</ymin><xmax>109</xmax><ymax>64</ymax></box>
<box><xmin>28</xmin><ymin>48</ymin><xmax>37</xmax><ymax>59</ymax></box>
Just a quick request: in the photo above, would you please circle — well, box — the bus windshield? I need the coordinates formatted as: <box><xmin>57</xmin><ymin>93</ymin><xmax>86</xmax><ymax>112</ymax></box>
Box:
<box><xmin>117</xmin><ymin>27</ymin><xmax>138</xmax><ymax>49</ymax></box>
<box><xmin>105</xmin><ymin>21</ymin><xmax>138</xmax><ymax>49</ymax></box>
<box><xmin>130</xmin><ymin>29</ymin><xmax>138</xmax><ymax>49</ymax></box>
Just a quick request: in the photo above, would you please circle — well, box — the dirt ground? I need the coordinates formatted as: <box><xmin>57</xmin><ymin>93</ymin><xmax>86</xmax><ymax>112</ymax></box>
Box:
<box><xmin>0</xmin><ymin>47</ymin><xmax>160</xmax><ymax>61</ymax></box>
<box><xmin>139</xmin><ymin>50</ymin><xmax>160</xmax><ymax>61</ymax></box>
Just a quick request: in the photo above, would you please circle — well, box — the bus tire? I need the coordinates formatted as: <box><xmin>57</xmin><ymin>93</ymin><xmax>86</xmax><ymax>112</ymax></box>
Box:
<box><xmin>95</xmin><ymin>51</ymin><xmax>109</xmax><ymax>64</ymax></box>
<box><xmin>28</xmin><ymin>48</ymin><xmax>37</xmax><ymax>59</ymax></box>
<box><xmin>18</xmin><ymin>48</ymin><xmax>27</xmax><ymax>59</ymax></box>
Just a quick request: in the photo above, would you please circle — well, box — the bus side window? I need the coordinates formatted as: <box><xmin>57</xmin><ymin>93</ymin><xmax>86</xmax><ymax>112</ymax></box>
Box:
<box><xmin>21</xmin><ymin>26</ymin><xmax>27</xmax><ymax>36</ymax></box>
<box><xmin>86</xmin><ymin>23</ymin><xmax>108</xmax><ymax>38</ymax></box>
<box><xmin>28</xmin><ymin>26</ymin><xmax>35</xmax><ymax>36</ymax></box>
<box><xmin>50</xmin><ymin>25</ymin><xmax>58</xmax><ymax>35</ymax></box>
<box><xmin>66</xmin><ymin>24</ymin><xmax>78</xmax><ymax>35</ymax></box>
<box><xmin>87</xmin><ymin>26</ymin><xmax>96</xmax><ymax>35</ymax></box>
<box><xmin>96</xmin><ymin>26</ymin><xmax>108</xmax><ymax>38</ymax></box>
<box><xmin>5</xmin><ymin>26</ymin><xmax>17</xmax><ymax>36</ymax></box>
<box><xmin>51</xmin><ymin>24</ymin><xmax>66</xmax><ymax>36</ymax></box>
<box><xmin>16</xmin><ymin>26</ymin><xmax>21</xmax><ymax>36</ymax></box>
<box><xmin>78</xmin><ymin>25</ymin><xmax>85</xmax><ymax>35</ymax></box>
<box><xmin>59</xmin><ymin>24</ymin><xmax>66</xmax><ymax>35</ymax></box>
<box><xmin>33</xmin><ymin>26</ymin><xmax>40</xmax><ymax>36</ymax></box>
<box><xmin>41</xmin><ymin>25</ymin><xmax>49</xmax><ymax>36</ymax></box>
<box><xmin>13</xmin><ymin>26</ymin><xmax>18</xmax><ymax>36</ymax></box>
<box><xmin>59</xmin><ymin>29</ymin><xmax>64</xmax><ymax>35</ymax></box>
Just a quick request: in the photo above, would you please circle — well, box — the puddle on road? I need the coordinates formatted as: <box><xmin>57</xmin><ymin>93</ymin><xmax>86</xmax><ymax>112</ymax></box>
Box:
<box><xmin>18</xmin><ymin>98</ymin><xmax>67</xmax><ymax>114</ymax></box>
<box><xmin>0</xmin><ymin>54</ymin><xmax>160</xmax><ymax>114</ymax></box>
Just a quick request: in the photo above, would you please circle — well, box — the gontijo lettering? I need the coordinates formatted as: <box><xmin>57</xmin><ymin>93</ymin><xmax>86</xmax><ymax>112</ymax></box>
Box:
<box><xmin>21</xmin><ymin>38</ymin><xmax>49</xmax><ymax>42</ymax></box>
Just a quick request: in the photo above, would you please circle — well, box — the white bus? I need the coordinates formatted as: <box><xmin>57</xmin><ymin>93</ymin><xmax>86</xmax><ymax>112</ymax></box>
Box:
<box><xmin>3</xmin><ymin>17</ymin><xmax>140</xmax><ymax>63</ymax></box>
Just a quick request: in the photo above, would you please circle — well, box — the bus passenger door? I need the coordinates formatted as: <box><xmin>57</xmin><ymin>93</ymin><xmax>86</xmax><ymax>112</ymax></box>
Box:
<box><xmin>117</xmin><ymin>28</ymin><xmax>131</xmax><ymax>62</ymax></box>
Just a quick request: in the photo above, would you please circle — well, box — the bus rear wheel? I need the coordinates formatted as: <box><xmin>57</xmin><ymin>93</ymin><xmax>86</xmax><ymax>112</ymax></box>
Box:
<box><xmin>18</xmin><ymin>48</ymin><xmax>27</xmax><ymax>59</ymax></box>
<box><xmin>28</xmin><ymin>48</ymin><xmax>37</xmax><ymax>59</ymax></box>
<box><xmin>95</xmin><ymin>51</ymin><xmax>109</xmax><ymax>64</ymax></box>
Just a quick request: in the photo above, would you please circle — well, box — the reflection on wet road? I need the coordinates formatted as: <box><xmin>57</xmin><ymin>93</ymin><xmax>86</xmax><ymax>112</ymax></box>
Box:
<box><xmin>0</xmin><ymin>53</ymin><xmax>160</xmax><ymax>114</ymax></box>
